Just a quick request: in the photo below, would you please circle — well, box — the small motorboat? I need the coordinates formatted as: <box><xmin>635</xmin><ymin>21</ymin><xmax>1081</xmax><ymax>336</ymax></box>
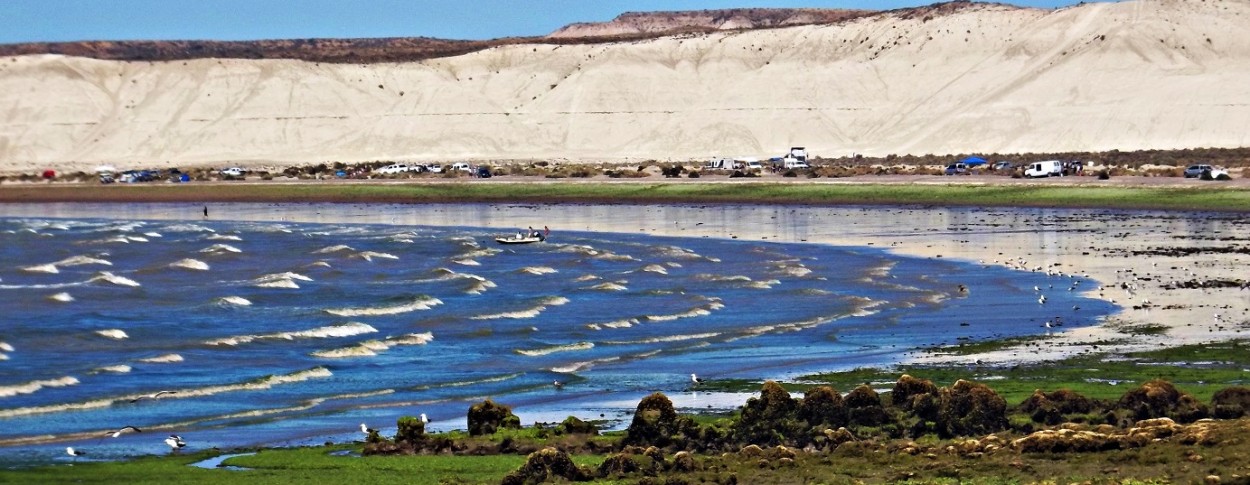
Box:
<box><xmin>496</xmin><ymin>231</ymin><xmax>545</xmax><ymax>245</ymax></box>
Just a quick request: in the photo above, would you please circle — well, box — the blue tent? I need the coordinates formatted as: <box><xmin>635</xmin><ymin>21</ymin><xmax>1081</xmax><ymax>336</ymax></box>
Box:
<box><xmin>959</xmin><ymin>156</ymin><xmax>988</xmax><ymax>166</ymax></box>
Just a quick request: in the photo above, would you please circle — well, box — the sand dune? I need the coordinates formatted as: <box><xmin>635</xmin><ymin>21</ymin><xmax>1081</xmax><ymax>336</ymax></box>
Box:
<box><xmin>1</xmin><ymin>0</ymin><xmax>1247</xmax><ymax>172</ymax></box>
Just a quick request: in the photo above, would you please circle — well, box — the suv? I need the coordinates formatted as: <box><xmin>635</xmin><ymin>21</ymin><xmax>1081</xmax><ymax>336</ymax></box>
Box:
<box><xmin>219</xmin><ymin>167</ymin><xmax>246</xmax><ymax>177</ymax></box>
<box><xmin>1184</xmin><ymin>164</ymin><xmax>1229</xmax><ymax>179</ymax></box>
<box><xmin>944</xmin><ymin>163</ymin><xmax>970</xmax><ymax>175</ymax></box>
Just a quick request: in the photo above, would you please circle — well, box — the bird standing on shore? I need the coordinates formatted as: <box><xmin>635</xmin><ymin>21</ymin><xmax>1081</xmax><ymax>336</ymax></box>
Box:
<box><xmin>691</xmin><ymin>373</ymin><xmax>704</xmax><ymax>385</ymax></box>
<box><xmin>420</xmin><ymin>413</ymin><xmax>429</xmax><ymax>425</ymax></box>
<box><xmin>360</xmin><ymin>423</ymin><xmax>376</xmax><ymax>435</ymax></box>
<box><xmin>66</xmin><ymin>447</ymin><xmax>86</xmax><ymax>461</ymax></box>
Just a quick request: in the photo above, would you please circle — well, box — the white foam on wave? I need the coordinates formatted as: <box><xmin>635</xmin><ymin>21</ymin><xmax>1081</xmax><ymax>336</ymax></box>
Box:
<box><xmin>603</xmin><ymin>332</ymin><xmax>721</xmax><ymax>345</ymax></box>
<box><xmin>465</xmin><ymin>280</ymin><xmax>494</xmax><ymax>295</ymax></box>
<box><xmin>95</xmin><ymin>329</ymin><xmax>129</xmax><ymax>340</ymax></box>
<box><xmin>200</xmin><ymin>243</ymin><xmax>242</xmax><ymax>254</ymax></box>
<box><xmin>585</xmin><ymin>281</ymin><xmax>628</xmax><ymax>291</ymax></box>
<box><xmin>125</xmin><ymin>236</ymin><xmax>149</xmax><ymax>243</ymax></box>
<box><xmin>48</xmin><ymin>292</ymin><xmax>74</xmax><ymax>302</ymax></box>
<box><xmin>747</xmin><ymin>279</ymin><xmax>781</xmax><ymax>290</ymax></box>
<box><xmin>0</xmin><ymin>367</ymin><xmax>331</xmax><ymax>420</ymax></box>
<box><xmin>21</xmin><ymin>264</ymin><xmax>58</xmax><ymax>274</ymax></box>
<box><xmin>574</xmin><ymin>274</ymin><xmax>600</xmax><ymax>282</ymax></box>
<box><xmin>519</xmin><ymin>266</ymin><xmax>558</xmax><ymax>275</ymax></box>
<box><xmin>357</xmin><ymin>251</ymin><xmax>399</xmax><ymax>262</ymax></box>
<box><xmin>53</xmin><ymin>255</ymin><xmax>112</xmax><ymax>267</ymax></box>
<box><xmin>641</xmin><ymin>264</ymin><xmax>668</xmax><ymax>275</ymax></box>
<box><xmin>138</xmin><ymin>353</ymin><xmax>183</xmax><ymax>363</ymax></box>
<box><xmin>460</xmin><ymin>248</ymin><xmax>501</xmax><ymax>259</ymax></box>
<box><xmin>143</xmin><ymin>232</ymin><xmax>162</xmax><ymax>238</ymax></box>
<box><xmin>313</xmin><ymin>244</ymin><xmax>354</xmax><ymax>254</ymax></box>
<box><xmin>777</xmin><ymin>266</ymin><xmax>813</xmax><ymax>277</ymax></box>
<box><xmin>218</xmin><ymin>296</ymin><xmax>252</xmax><ymax>306</ymax></box>
<box><xmin>90</xmin><ymin>271</ymin><xmax>141</xmax><ymax>287</ymax></box>
<box><xmin>92</xmin><ymin>364</ymin><xmax>131</xmax><ymax>374</ymax></box>
<box><xmin>207</xmin><ymin>234</ymin><xmax>243</xmax><ymax>241</ymax></box>
<box><xmin>170</xmin><ymin>258</ymin><xmax>210</xmax><ymax>271</ymax></box>
<box><xmin>162</xmin><ymin>223</ymin><xmax>215</xmax><ymax>233</ymax></box>
<box><xmin>644</xmin><ymin>299</ymin><xmax>723</xmax><ymax>322</ymax></box>
<box><xmin>453</xmin><ymin>259</ymin><xmax>480</xmax><ymax>266</ymax></box>
<box><xmin>252</xmin><ymin>272</ymin><xmax>312</xmax><ymax>289</ymax></box>
<box><xmin>470</xmin><ymin>296</ymin><xmax>569</xmax><ymax>320</ymax></box>
<box><xmin>0</xmin><ymin>342</ymin><xmax>13</xmax><ymax>352</ymax></box>
<box><xmin>306</xmin><ymin>261</ymin><xmax>333</xmax><ymax>268</ymax></box>
<box><xmin>0</xmin><ymin>376</ymin><xmax>79</xmax><ymax>398</ymax></box>
<box><xmin>311</xmin><ymin>332</ymin><xmax>433</xmax><ymax>359</ymax></box>
<box><xmin>205</xmin><ymin>322</ymin><xmax>377</xmax><ymax>346</ymax></box>
<box><xmin>694</xmin><ymin>274</ymin><xmax>752</xmax><ymax>282</ymax></box>
<box><xmin>325</xmin><ymin>296</ymin><xmax>442</xmax><ymax>317</ymax></box>
<box><xmin>515</xmin><ymin>341</ymin><xmax>593</xmax><ymax>357</ymax></box>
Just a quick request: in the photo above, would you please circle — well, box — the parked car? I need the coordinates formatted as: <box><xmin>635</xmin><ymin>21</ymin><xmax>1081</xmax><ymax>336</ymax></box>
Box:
<box><xmin>1184</xmin><ymin>164</ymin><xmax>1229</xmax><ymax>179</ymax></box>
<box><xmin>219</xmin><ymin>167</ymin><xmax>246</xmax><ymax>177</ymax></box>
<box><xmin>476</xmin><ymin>166</ymin><xmax>492</xmax><ymax>178</ymax></box>
<box><xmin>375</xmin><ymin>164</ymin><xmax>416</xmax><ymax>175</ymax></box>
<box><xmin>991</xmin><ymin>161</ymin><xmax>1014</xmax><ymax>171</ymax></box>
<box><xmin>450</xmin><ymin>162</ymin><xmax>472</xmax><ymax>172</ymax></box>
<box><xmin>425</xmin><ymin>164</ymin><xmax>443</xmax><ymax>173</ymax></box>
<box><xmin>944</xmin><ymin>163</ymin><xmax>971</xmax><ymax>175</ymax></box>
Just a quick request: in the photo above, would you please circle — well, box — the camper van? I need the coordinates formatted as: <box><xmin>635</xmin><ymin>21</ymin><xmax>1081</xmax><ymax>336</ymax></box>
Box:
<box><xmin>1024</xmin><ymin>160</ymin><xmax>1063</xmax><ymax>178</ymax></box>
<box><xmin>705</xmin><ymin>157</ymin><xmax>734</xmax><ymax>170</ymax></box>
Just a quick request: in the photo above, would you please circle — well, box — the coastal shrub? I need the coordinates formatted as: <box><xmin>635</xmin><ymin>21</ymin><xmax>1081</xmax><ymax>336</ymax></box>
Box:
<box><xmin>798</xmin><ymin>386</ymin><xmax>847</xmax><ymax>431</ymax></box>
<box><xmin>501</xmin><ymin>447</ymin><xmax>591</xmax><ymax>485</ymax></box>
<box><xmin>735</xmin><ymin>381</ymin><xmax>801</xmax><ymax>446</ymax></box>
<box><xmin>1098</xmin><ymin>170</ymin><xmax>1110</xmax><ymax>180</ymax></box>
<box><xmin>687</xmin><ymin>171</ymin><xmax>700</xmax><ymax>178</ymax></box>
<box><xmin>844</xmin><ymin>385</ymin><xmax>890</xmax><ymax>428</ymax></box>
<box><xmin>1116</xmin><ymin>379</ymin><xmax>1209</xmax><ymax>423</ymax></box>
<box><xmin>1211</xmin><ymin>386</ymin><xmax>1250</xmax><ymax>419</ymax></box>
<box><xmin>395</xmin><ymin>415</ymin><xmax>425</xmax><ymax>444</ymax></box>
<box><xmin>936</xmin><ymin>380</ymin><xmax>1008</xmax><ymax>438</ymax></box>
<box><xmin>467</xmin><ymin>399</ymin><xmax>522</xmax><ymax>436</ymax></box>
<box><xmin>1216</xmin><ymin>173</ymin><xmax>1232</xmax><ymax>180</ymax></box>
<box><xmin>782</xmin><ymin>170</ymin><xmax>798</xmax><ymax>178</ymax></box>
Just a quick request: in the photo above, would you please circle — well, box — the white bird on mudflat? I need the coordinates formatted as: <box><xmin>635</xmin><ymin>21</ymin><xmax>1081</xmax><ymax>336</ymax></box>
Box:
<box><xmin>66</xmin><ymin>447</ymin><xmax>86</xmax><ymax>460</ymax></box>
<box><xmin>130</xmin><ymin>390</ymin><xmax>176</xmax><ymax>403</ymax></box>
<box><xmin>360</xmin><ymin>423</ymin><xmax>376</xmax><ymax>435</ymax></box>
<box><xmin>164</xmin><ymin>435</ymin><xmax>186</xmax><ymax>450</ymax></box>
<box><xmin>691</xmin><ymin>373</ymin><xmax>704</xmax><ymax>385</ymax></box>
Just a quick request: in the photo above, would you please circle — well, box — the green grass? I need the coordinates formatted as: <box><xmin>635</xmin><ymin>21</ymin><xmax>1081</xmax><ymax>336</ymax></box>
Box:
<box><xmin>6</xmin><ymin>182</ymin><xmax>1250</xmax><ymax>212</ymax></box>
<box><xmin>796</xmin><ymin>339</ymin><xmax>1250</xmax><ymax>404</ymax></box>
<box><xmin>0</xmin><ymin>445</ymin><xmax>607</xmax><ymax>485</ymax></box>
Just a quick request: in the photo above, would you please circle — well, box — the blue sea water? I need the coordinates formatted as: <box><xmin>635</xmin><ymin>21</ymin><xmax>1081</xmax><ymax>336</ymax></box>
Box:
<box><xmin>0</xmin><ymin>206</ymin><xmax>1114</xmax><ymax>465</ymax></box>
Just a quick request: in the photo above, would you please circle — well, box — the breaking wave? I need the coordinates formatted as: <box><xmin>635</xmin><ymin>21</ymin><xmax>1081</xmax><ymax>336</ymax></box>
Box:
<box><xmin>207</xmin><ymin>234</ymin><xmax>243</xmax><ymax>241</ymax></box>
<box><xmin>138</xmin><ymin>353</ymin><xmax>183</xmax><ymax>363</ymax></box>
<box><xmin>48</xmin><ymin>292</ymin><xmax>74</xmax><ymax>302</ymax></box>
<box><xmin>20</xmin><ymin>264</ymin><xmax>58</xmax><ymax>274</ymax></box>
<box><xmin>515</xmin><ymin>341</ymin><xmax>593</xmax><ymax>357</ymax></box>
<box><xmin>218</xmin><ymin>296</ymin><xmax>252</xmax><ymax>306</ymax></box>
<box><xmin>313</xmin><ymin>244</ymin><xmax>354</xmax><ymax>254</ymax></box>
<box><xmin>0</xmin><ymin>376</ymin><xmax>79</xmax><ymax>398</ymax></box>
<box><xmin>200</xmin><ymin>243</ymin><xmax>242</xmax><ymax>254</ymax></box>
<box><xmin>640</xmin><ymin>264</ymin><xmax>668</xmax><ymax>275</ymax></box>
<box><xmin>585</xmin><ymin>318</ymin><xmax>638</xmax><ymax>330</ymax></box>
<box><xmin>471</xmin><ymin>296</ymin><xmax>570</xmax><ymax>320</ymax></box>
<box><xmin>356</xmin><ymin>251</ymin><xmax>399</xmax><ymax>262</ymax></box>
<box><xmin>92</xmin><ymin>364</ymin><xmax>131</xmax><ymax>374</ymax></box>
<box><xmin>95</xmin><ymin>329</ymin><xmax>129</xmax><ymax>340</ymax></box>
<box><xmin>519</xmin><ymin>266</ymin><xmax>558</xmax><ymax>275</ymax></box>
<box><xmin>325</xmin><ymin>296</ymin><xmax>442</xmax><ymax>317</ymax></box>
<box><xmin>90</xmin><ymin>271</ymin><xmax>141</xmax><ymax>287</ymax></box>
<box><xmin>584</xmin><ymin>281</ymin><xmax>628</xmax><ymax>291</ymax></box>
<box><xmin>170</xmin><ymin>258</ymin><xmax>210</xmax><ymax>271</ymax></box>
<box><xmin>205</xmin><ymin>322</ymin><xmax>377</xmax><ymax>346</ymax></box>
<box><xmin>311</xmin><ymin>332</ymin><xmax>433</xmax><ymax>359</ymax></box>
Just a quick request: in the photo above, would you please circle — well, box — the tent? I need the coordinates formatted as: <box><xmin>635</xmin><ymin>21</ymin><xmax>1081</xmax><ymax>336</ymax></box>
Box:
<box><xmin>959</xmin><ymin>156</ymin><xmax>988</xmax><ymax>166</ymax></box>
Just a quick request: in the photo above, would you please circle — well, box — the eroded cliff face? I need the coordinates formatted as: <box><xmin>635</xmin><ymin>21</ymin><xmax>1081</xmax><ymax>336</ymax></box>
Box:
<box><xmin>547</xmin><ymin>8</ymin><xmax>873</xmax><ymax>38</ymax></box>
<box><xmin>2</xmin><ymin>0</ymin><xmax>1248</xmax><ymax>170</ymax></box>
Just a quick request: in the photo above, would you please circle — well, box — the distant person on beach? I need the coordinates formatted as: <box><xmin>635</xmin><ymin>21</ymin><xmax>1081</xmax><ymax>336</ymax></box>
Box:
<box><xmin>203</xmin><ymin>206</ymin><xmax>208</xmax><ymax>218</ymax></box>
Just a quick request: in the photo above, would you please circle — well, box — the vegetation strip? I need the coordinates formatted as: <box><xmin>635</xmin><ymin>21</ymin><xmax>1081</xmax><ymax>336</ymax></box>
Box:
<box><xmin>4</xmin><ymin>182</ymin><xmax>1250</xmax><ymax>211</ymax></box>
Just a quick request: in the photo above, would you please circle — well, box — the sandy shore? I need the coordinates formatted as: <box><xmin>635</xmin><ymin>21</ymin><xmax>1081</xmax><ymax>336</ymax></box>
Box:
<box><xmin>4</xmin><ymin>200</ymin><xmax>1246</xmax><ymax>369</ymax></box>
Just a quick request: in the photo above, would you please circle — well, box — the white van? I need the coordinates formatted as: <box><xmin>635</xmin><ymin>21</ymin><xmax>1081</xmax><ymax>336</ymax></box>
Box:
<box><xmin>450</xmin><ymin>162</ymin><xmax>472</xmax><ymax>172</ymax></box>
<box><xmin>1024</xmin><ymin>160</ymin><xmax>1062</xmax><ymax>178</ymax></box>
<box><xmin>782</xmin><ymin>157</ymin><xmax>810</xmax><ymax>169</ymax></box>
<box><xmin>705</xmin><ymin>157</ymin><xmax>733</xmax><ymax>170</ymax></box>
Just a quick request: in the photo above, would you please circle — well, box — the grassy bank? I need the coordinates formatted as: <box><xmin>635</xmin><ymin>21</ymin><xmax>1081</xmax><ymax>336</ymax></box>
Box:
<box><xmin>3</xmin><ymin>182</ymin><xmax>1250</xmax><ymax>211</ymax></box>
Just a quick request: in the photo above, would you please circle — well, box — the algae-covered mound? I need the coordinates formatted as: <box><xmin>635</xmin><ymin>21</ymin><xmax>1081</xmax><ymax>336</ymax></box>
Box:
<box><xmin>937</xmin><ymin>379</ymin><xmax>1009</xmax><ymax>438</ymax></box>
<box><xmin>1117</xmin><ymin>379</ymin><xmax>1209</xmax><ymax>423</ymax></box>
<box><xmin>468</xmin><ymin>399</ymin><xmax>522</xmax><ymax>436</ymax></box>
<box><xmin>500</xmin><ymin>447</ymin><xmax>592</xmax><ymax>485</ymax></box>
<box><xmin>623</xmin><ymin>392</ymin><xmax>700</xmax><ymax>448</ymax></box>
<box><xmin>735</xmin><ymin>381</ymin><xmax>801</xmax><ymax>446</ymax></box>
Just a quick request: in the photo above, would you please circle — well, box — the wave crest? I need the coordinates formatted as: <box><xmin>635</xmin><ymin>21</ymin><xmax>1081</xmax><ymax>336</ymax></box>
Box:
<box><xmin>206</xmin><ymin>322</ymin><xmax>377</xmax><ymax>346</ymax></box>
<box><xmin>325</xmin><ymin>297</ymin><xmax>442</xmax><ymax>317</ymax></box>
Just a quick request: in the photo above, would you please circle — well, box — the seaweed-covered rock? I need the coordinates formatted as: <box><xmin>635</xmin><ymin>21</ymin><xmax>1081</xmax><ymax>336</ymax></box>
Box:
<box><xmin>501</xmin><ymin>447</ymin><xmax>592</xmax><ymax>485</ymax></box>
<box><xmin>823</xmin><ymin>427</ymin><xmax>857</xmax><ymax>448</ymax></box>
<box><xmin>936</xmin><ymin>380</ymin><xmax>1008</xmax><ymax>437</ymax></box>
<box><xmin>798</xmin><ymin>386</ymin><xmax>847</xmax><ymax>430</ymax></box>
<box><xmin>624</xmin><ymin>392</ymin><xmax>683</xmax><ymax>447</ymax></box>
<box><xmin>1211</xmin><ymin>386</ymin><xmax>1250</xmax><ymax>419</ymax></box>
<box><xmin>671</xmin><ymin>451</ymin><xmax>699</xmax><ymax>472</ymax></box>
<box><xmin>844</xmin><ymin>385</ymin><xmax>890</xmax><ymax>427</ymax></box>
<box><xmin>1019</xmin><ymin>389</ymin><xmax>1095</xmax><ymax>425</ymax></box>
<box><xmin>558</xmin><ymin>416</ymin><xmax>599</xmax><ymax>435</ymax></box>
<box><xmin>735</xmin><ymin>381</ymin><xmax>801</xmax><ymax>446</ymax></box>
<box><xmin>597</xmin><ymin>453</ymin><xmax>642</xmax><ymax>477</ymax></box>
<box><xmin>1117</xmin><ymin>380</ymin><xmax>1209</xmax><ymax>423</ymax></box>
<box><xmin>395</xmin><ymin>415</ymin><xmax>426</xmax><ymax>444</ymax></box>
<box><xmin>467</xmin><ymin>399</ymin><xmax>521</xmax><ymax>436</ymax></box>
<box><xmin>892</xmin><ymin>375</ymin><xmax>939</xmax><ymax>410</ymax></box>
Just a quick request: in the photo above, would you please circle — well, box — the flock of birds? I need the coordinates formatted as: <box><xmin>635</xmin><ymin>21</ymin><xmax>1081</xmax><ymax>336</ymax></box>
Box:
<box><xmin>62</xmin><ymin>391</ymin><xmax>187</xmax><ymax>462</ymax></box>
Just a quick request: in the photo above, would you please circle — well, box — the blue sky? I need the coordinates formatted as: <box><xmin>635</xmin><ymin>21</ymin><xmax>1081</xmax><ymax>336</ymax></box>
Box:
<box><xmin>3</xmin><ymin>0</ymin><xmax>1089</xmax><ymax>44</ymax></box>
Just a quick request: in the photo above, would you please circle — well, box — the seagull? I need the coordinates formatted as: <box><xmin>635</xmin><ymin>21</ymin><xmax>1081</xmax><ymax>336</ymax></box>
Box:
<box><xmin>66</xmin><ymin>447</ymin><xmax>86</xmax><ymax>460</ymax></box>
<box><xmin>1038</xmin><ymin>295</ymin><xmax>1047</xmax><ymax>304</ymax></box>
<box><xmin>419</xmin><ymin>413</ymin><xmax>429</xmax><ymax>425</ymax></box>
<box><xmin>164</xmin><ymin>435</ymin><xmax>186</xmax><ymax>450</ymax></box>
<box><xmin>1044</xmin><ymin>320</ymin><xmax>1053</xmax><ymax>329</ymax></box>
<box><xmin>109</xmin><ymin>426</ymin><xmax>143</xmax><ymax>438</ymax></box>
<box><xmin>130</xmin><ymin>390</ymin><xmax>176</xmax><ymax>403</ymax></box>
<box><xmin>360</xmin><ymin>423</ymin><xmax>376</xmax><ymax>435</ymax></box>
<box><xmin>553</xmin><ymin>380</ymin><xmax>564</xmax><ymax>390</ymax></box>
<box><xmin>691</xmin><ymin>373</ymin><xmax>704</xmax><ymax>385</ymax></box>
